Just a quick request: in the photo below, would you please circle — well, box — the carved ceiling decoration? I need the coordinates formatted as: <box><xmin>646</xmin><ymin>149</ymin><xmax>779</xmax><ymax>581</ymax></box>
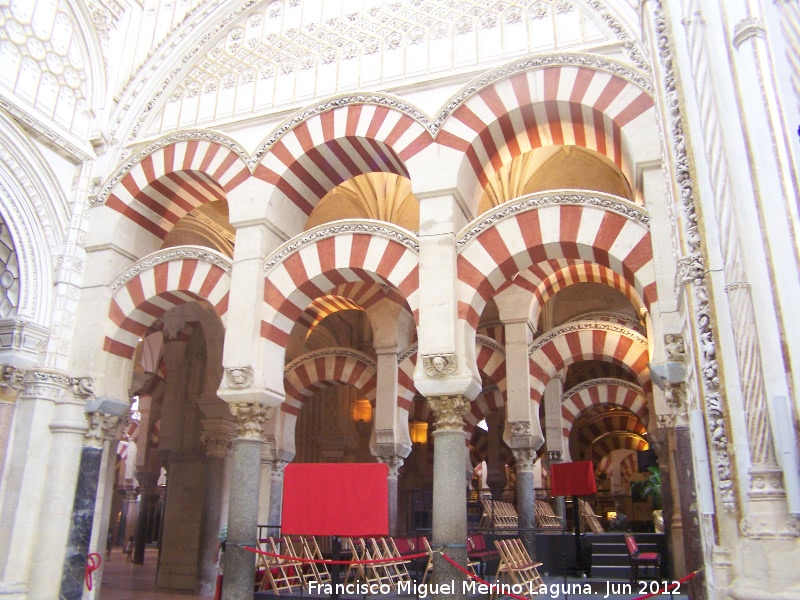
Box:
<box><xmin>0</xmin><ymin>0</ymin><xmax>91</xmax><ymax>136</ymax></box>
<box><xmin>144</xmin><ymin>0</ymin><xmax>643</xmax><ymax>136</ymax></box>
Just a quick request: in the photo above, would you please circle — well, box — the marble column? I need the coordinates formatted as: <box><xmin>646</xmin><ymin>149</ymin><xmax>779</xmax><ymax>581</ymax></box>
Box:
<box><xmin>378</xmin><ymin>455</ymin><xmax>404</xmax><ymax>536</ymax></box>
<box><xmin>485</xmin><ymin>408</ymin><xmax>506</xmax><ymax>499</ymax></box>
<box><xmin>59</xmin><ymin>398</ymin><xmax>128</xmax><ymax>600</ymax></box>
<box><xmin>133</xmin><ymin>470</ymin><xmax>160</xmax><ymax>564</ymax></box>
<box><xmin>222</xmin><ymin>403</ymin><xmax>272</xmax><ymax>600</ymax></box>
<box><xmin>513</xmin><ymin>448</ymin><xmax>537</xmax><ymax>561</ymax></box>
<box><xmin>198</xmin><ymin>420</ymin><xmax>234</xmax><ymax>596</ymax></box>
<box><xmin>267</xmin><ymin>460</ymin><xmax>287</xmax><ymax>536</ymax></box>
<box><xmin>428</xmin><ymin>395</ymin><xmax>470</xmax><ymax>600</ymax></box>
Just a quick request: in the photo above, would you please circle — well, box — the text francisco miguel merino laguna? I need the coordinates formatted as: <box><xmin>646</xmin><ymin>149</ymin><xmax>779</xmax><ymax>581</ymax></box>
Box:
<box><xmin>307</xmin><ymin>579</ymin><xmax>672</xmax><ymax>598</ymax></box>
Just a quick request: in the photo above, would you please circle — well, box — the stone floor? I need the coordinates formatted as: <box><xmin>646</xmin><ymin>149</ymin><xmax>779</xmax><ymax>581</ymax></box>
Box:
<box><xmin>98</xmin><ymin>547</ymin><xmax>691</xmax><ymax>599</ymax></box>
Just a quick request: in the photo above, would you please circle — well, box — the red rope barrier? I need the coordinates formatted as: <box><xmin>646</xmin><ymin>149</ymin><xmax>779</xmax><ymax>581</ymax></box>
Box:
<box><xmin>85</xmin><ymin>553</ymin><xmax>102</xmax><ymax>591</ymax></box>
<box><xmin>241</xmin><ymin>545</ymin><xmax>429</xmax><ymax>565</ymax></box>
<box><xmin>632</xmin><ymin>570</ymin><xmax>699</xmax><ymax>600</ymax></box>
<box><xmin>438</xmin><ymin>551</ymin><xmax>530</xmax><ymax>600</ymax></box>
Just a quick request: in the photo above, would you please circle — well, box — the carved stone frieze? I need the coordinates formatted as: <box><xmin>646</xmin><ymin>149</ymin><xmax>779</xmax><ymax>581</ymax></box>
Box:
<box><xmin>229</xmin><ymin>402</ymin><xmax>273</xmax><ymax>440</ymax></box>
<box><xmin>421</xmin><ymin>354</ymin><xmax>457</xmax><ymax>377</ymax></box>
<box><xmin>567</xmin><ymin>311</ymin><xmax>646</xmax><ymax>335</ymax></box>
<box><xmin>264</xmin><ymin>222</ymin><xmax>418</xmax><ymax>274</ymax></box>
<box><xmin>458</xmin><ymin>192</ymin><xmax>649</xmax><ymax>250</ymax></box>
<box><xmin>225</xmin><ymin>367</ymin><xmax>254</xmax><ymax>389</ymax></box>
<box><xmin>108</xmin><ymin>246</ymin><xmax>232</xmax><ymax>292</ymax></box>
<box><xmin>427</xmin><ymin>395</ymin><xmax>470</xmax><ymax>431</ymax></box>
<box><xmin>664</xmin><ymin>334</ymin><xmax>686</xmax><ymax>361</ymax></box>
<box><xmin>650</xmin><ymin>0</ymin><xmax>736</xmax><ymax>512</ymax></box>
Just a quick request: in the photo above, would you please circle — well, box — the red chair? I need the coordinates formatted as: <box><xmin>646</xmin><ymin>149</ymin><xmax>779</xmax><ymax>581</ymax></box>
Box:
<box><xmin>624</xmin><ymin>534</ymin><xmax>660</xmax><ymax>583</ymax></box>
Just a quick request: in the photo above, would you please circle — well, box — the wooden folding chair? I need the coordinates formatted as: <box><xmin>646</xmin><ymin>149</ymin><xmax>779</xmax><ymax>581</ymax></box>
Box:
<box><xmin>420</xmin><ymin>537</ymin><xmax>434</xmax><ymax>584</ymax></box>
<box><xmin>535</xmin><ymin>499</ymin><xmax>562</xmax><ymax>530</ymax></box>
<box><xmin>344</xmin><ymin>537</ymin><xmax>367</xmax><ymax>585</ymax></box>
<box><xmin>492</xmin><ymin>538</ymin><xmax>543</xmax><ymax>599</ymax></box>
<box><xmin>578</xmin><ymin>498</ymin><xmax>605</xmax><ymax>533</ymax></box>
<box><xmin>257</xmin><ymin>537</ymin><xmax>303</xmax><ymax>595</ymax></box>
<box><xmin>299</xmin><ymin>535</ymin><xmax>331</xmax><ymax>588</ymax></box>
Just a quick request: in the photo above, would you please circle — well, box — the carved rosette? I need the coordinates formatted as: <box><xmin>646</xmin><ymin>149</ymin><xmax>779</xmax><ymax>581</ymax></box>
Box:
<box><xmin>229</xmin><ymin>402</ymin><xmax>273</xmax><ymax>440</ymax></box>
<box><xmin>427</xmin><ymin>395</ymin><xmax>469</xmax><ymax>431</ymax></box>
<box><xmin>421</xmin><ymin>354</ymin><xmax>457</xmax><ymax>377</ymax></box>
<box><xmin>0</xmin><ymin>365</ymin><xmax>26</xmax><ymax>403</ymax></box>
<box><xmin>378</xmin><ymin>455</ymin><xmax>405</xmax><ymax>478</ymax></box>
<box><xmin>512</xmin><ymin>448</ymin><xmax>537</xmax><ymax>472</ymax></box>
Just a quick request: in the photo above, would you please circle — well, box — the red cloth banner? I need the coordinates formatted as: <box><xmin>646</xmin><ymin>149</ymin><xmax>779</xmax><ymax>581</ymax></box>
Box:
<box><xmin>550</xmin><ymin>461</ymin><xmax>597</xmax><ymax>497</ymax></box>
<box><xmin>281</xmin><ymin>463</ymin><xmax>389</xmax><ymax>536</ymax></box>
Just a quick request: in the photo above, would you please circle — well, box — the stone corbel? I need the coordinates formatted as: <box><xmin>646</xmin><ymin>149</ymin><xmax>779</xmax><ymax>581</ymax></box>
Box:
<box><xmin>421</xmin><ymin>354</ymin><xmax>457</xmax><ymax>377</ymax></box>
<box><xmin>506</xmin><ymin>420</ymin><xmax>545</xmax><ymax>451</ymax></box>
<box><xmin>0</xmin><ymin>365</ymin><xmax>26</xmax><ymax>403</ymax></box>
<box><xmin>373</xmin><ymin>428</ymin><xmax>413</xmax><ymax>459</ymax></box>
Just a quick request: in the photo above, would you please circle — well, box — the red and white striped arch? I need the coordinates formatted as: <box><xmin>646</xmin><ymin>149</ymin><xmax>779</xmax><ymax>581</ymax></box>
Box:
<box><xmin>282</xmin><ymin>349</ymin><xmax>377</xmax><ymax>416</ymax></box>
<box><xmin>466</xmin><ymin>389</ymin><xmax>506</xmax><ymax>431</ymax></box>
<box><xmin>261</xmin><ymin>229</ymin><xmax>419</xmax><ymax>348</ymax></box>
<box><xmin>438</xmin><ymin>65</ymin><xmax>654</xmax><ymax>204</ymax></box>
<box><xmin>104</xmin><ymin>251</ymin><xmax>231</xmax><ymax>359</ymax></box>
<box><xmin>457</xmin><ymin>201</ymin><xmax>656</xmax><ymax>329</ymax></box>
<box><xmin>619</xmin><ymin>452</ymin><xmax>639</xmax><ymax>484</ymax></box>
<box><xmin>561</xmin><ymin>379</ymin><xmax>649</xmax><ymax>441</ymax></box>
<box><xmin>104</xmin><ymin>140</ymin><xmax>250</xmax><ymax>241</ymax></box>
<box><xmin>573</xmin><ymin>409</ymin><xmax>647</xmax><ymax>451</ymax></box>
<box><xmin>528</xmin><ymin>322</ymin><xmax>649</xmax><ymax>404</ymax></box>
<box><xmin>397</xmin><ymin>345</ymin><xmax>419</xmax><ymax>412</ymax></box>
<box><xmin>587</xmin><ymin>432</ymin><xmax>649</xmax><ymax>463</ymax></box>
<box><xmin>254</xmin><ymin>103</ymin><xmax>433</xmax><ymax>216</ymax></box>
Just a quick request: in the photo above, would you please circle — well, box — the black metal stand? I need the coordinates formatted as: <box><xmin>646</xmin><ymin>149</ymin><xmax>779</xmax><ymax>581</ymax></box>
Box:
<box><xmin>330</xmin><ymin>536</ymin><xmax>341</xmax><ymax>600</ymax></box>
<box><xmin>572</xmin><ymin>495</ymin><xmax>584</xmax><ymax>576</ymax></box>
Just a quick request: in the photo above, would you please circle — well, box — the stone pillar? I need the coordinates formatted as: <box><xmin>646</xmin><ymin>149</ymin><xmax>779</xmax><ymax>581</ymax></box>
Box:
<box><xmin>378</xmin><ymin>455</ymin><xmax>404</xmax><ymax>536</ymax></box>
<box><xmin>544</xmin><ymin>376</ymin><xmax>566</xmax><ymax>462</ymax></box>
<box><xmin>133</xmin><ymin>470</ymin><xmax>160</xmax><ymax>564</ymax></box>
<box><xmin>198</xmin><ymin>420</ymin><xmax>235</xmax><ymax>596</ymax></box>
<box><xmin>59</xmin><ymin>398</ymin><xmax>128</xmax><ymax>600</ymax></box>
<box><xmin>428</xmin><ymin>395</ymin><xmax>470</xmax><ymax>600</ymax></box>
<box><xmin>513</xmin><ymin>448</ymin><xmax>537</xmax><ymax>560</ymax></box>
<box><xmin>484</xmin><ymin>408</ymin><xmax>506</xmax><ymax>499</ymax></box>
<box><xmin>222</xmin><ymin>403</ymin><xmax>272</xmax><ymax>600</ymax></box>
<box><xmin>674</xmin><ymin>424</ymin><xmax>706</xmax><ymax>600</ymax></box>
<box><xmin>0</xmin><ymin>365</ymin><xmax>25</xmax><ymax>482</ymax></box>
<box><xmin>267</xmin><ymin>460</ymin><xmax>287</xmax><ymax>536</ymax></box>
<box><xmin>26</xmin><ymin>375</ymin><xmax>88</xmax><ymax>600</ymax></box>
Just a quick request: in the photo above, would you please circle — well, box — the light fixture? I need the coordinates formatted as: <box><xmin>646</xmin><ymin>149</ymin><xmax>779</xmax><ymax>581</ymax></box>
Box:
<box><xmin>607</xmin><ymin>511</ymin><xmax>617</xmax><ymax>521</ymax></box>
<box><xmin>409</xmin><ymin>421</ymin><xmax>428</xmax><ymax>444</ymax></box>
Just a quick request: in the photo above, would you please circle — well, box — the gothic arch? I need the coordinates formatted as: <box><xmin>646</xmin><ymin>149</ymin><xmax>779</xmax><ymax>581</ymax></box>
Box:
<box><xmin>103</xmin><ymin>247</ymin><xmax>232</xmax><ymax>359</ymax></box>
<box><xmin>528</xmin><ymin>320</ymin><xmax>650</xmax><ymax>403</ymax></box>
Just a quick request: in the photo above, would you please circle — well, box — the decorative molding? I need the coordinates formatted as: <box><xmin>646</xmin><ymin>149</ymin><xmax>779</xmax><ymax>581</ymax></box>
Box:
<box><xmin>748</xmin><ymin>465</ymin><xmax>786</xmax><ymax>501</ymax></box>
<box><xmin>421</xmin><ymin>354</ymin><xmax>457</xmax><ymax>377</ymax></box>
<box><xmin>561</xmin><ymin>377</ymin><xmax>644</xmax><ymax>401</ymax></box>
<box><xmin>397</xmin><ymin>343</ymin><xmax>418</xmax><ymax>365</ymax></box>
<box><xmin>458</xmin><ymin>191</ymin><xmax>649</xmax><ymax>250</ymax></box>
<box><xmin>651</xmin><ymin>0</ymin><xmax>735</xmax><ymax>511</ymax></box>
<box><xmin>566</xmin><ymin>311</ymin><xmax>645</xmax><ymax>334</ymax></box>
<box><xmin>427</xmin><ymin>394</ymin><xmax>470</xmax><ymax>431</ymax></box>
<box><xmin>109</xmin><ymin>246</ymin><xmax>232</xmax><ymax>293</ymax></box>
<box><xmin>583</xmin><ymin>0</ymin><xmax>649</xmax><ymax>71</ymax></box>
<box><xmin>732</xmin><ymin>17</ymin><xmax>765</xmax><ymax>49</ymax></box>
<box><xmin>475</xmin><ymin>334</ymin><xmax>505</xmax><ymax>356</ymax></box>
<box><xmin>284</xmin><ymin>348</ymin><xmax>376</xmax><ymax>374</ymax></box>
<box><xmin>529</xmin><ymin>319</ymin><xmax>648</xmax><ymax>355</ymax></box>
<box><xmin>229</xmin><ymin>402</ymin><xmax>273</xmax><ymax>440</ymax></box>
<box><xmin>21</xmin><ymin>369</ymin><xmax>71</xmax><ymax>400</ymax></box>
<box><xmin>225</xmin><ymin>366</ymin><xmax>255</xmax><ymax>389</ymax></box>
<box><xmin>264</xmin><ymin>221</ymin><xmax>418</xmax><ymax>274</ymax></box>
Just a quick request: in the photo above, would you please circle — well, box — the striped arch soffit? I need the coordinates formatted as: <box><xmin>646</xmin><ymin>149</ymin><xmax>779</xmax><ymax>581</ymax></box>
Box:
<box><xmin>252</xmin><ymin>102</ymin><xmax>433</xmax><ymax>217</ymax></box>
<box><xmin>619</xmin><ymin>451</ymin><xmax>639</xmax><ymax>483</ymax></box>
<box><xmin>456</xmin><ymin>191</ymin><xmax>655</xmax><ymax>329</ymax></box>
<box><xmin>586</xmin><ymin>431</ymin><xmax>649</xmax><ymax>464</ymax></box>
<box><xmin>560</xmin><ymin>377</ymin><xmax>649</xmax><ymax>444</ymax></box>
<box><xmin>297</xmin><ymin>281</ymin><xmax>410</xmax><ymax>339</ymax></box>
<box><xmin>397</xmin><ymin>344</ymin><xmax>418</xmax><ymax>413</ymax></box>
<box><xmin>282</xmin><ymin>348</ymin><xmax>378</xmax><ymax>416</ymax></box>
<box><xmin>103</xmin><ymin>246</ymin><xmax>232</xmax><ymax>359</ymax></box>
<box><xmin>528</xmin><ymin>320</ymin><xmax>650</xmax><ymax>404</ymax></box>
<box><xmin>261</xmin><ymin>221</ymin><xmax>419</xmax><ymax>348</ymax></box>
<box><xmin>97</xmin><ymin>136</ymin><xmax>250</xmax><ymax>242</ymax></box>
<box><xmin>572</xmin><ymin>406</ymin><xmax>648</xmax><ymax>454</ymax></box>
<box><xmin>437</xmin><ymin>61</ymin><xmax>654</xmax><ymax>207</ymax></box>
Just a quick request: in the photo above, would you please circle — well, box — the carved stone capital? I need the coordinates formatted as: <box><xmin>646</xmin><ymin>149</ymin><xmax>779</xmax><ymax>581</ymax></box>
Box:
<box><xmin>21</xmin><ymin>369</ymin><xmax>71</xmax><ymax>400</ymax></box>
<box><xmin>271</xmin><ymin>459</ymin><xmax>289</xmax><ymax>479</ymax></box>
<box><xmin>0</xmin><ymin>365</ymin><xmax>26</xmax><ymax>403</ymax></box>
<box><xmin>427</xmin><ymin>395</ymin><xmax>469</xmax><ymax>431</ymax></box>
<box><xmin>135</xmin><ymin>470</ymin><xmax>160</xmax><ymax>493</ymax></box>
<box><xmin>200</xmin><ymin>419</ymin><xmax>235</xmax><ymax>458</ymax></box>
<box><xmin>228</xmin><ymin>402</ymin><xmax>272</xmax><ymax>440</ymax></box>
<box><xmin>421</xmin><ymin>354</ymin><xmax>457</xmax><ymax>377</ymax></box>
<box><xmin>378</xmin><ymin>455</ymin><xmax>405</xmax><ymax>478</ymax></box>
<box><xmin>225</xmin><ymin>366</ymin><xmax>254</xmax><ymax>389</ymax></box>
<box><xmin>512</xmin><ymin>447</ymin><xmax>537</xmax><ymax>472</ymax></box>
<box><xmin>84</xmin><ymin>411</ymin><xmax>127</xmax><ymax>448</ymax></box>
